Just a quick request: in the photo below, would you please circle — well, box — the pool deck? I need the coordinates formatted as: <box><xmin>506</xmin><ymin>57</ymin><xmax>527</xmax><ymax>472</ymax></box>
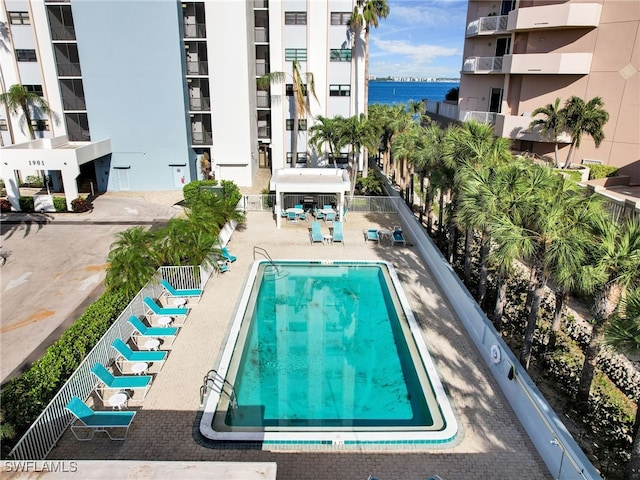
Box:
<box><xmin>47</xmin><ymin>209</ymin><xmax>551</xmax><ymax>479</ymax></box>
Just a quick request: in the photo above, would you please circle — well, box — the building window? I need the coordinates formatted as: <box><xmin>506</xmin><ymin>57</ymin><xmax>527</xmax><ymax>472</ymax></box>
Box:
<box><xmin>285</xmin><ymin>11</ymin><xmax>306</xmax><ymax>25</ymax></box>
<box><xmin>24</xmin><ymin>85</ymin><xmax>44</xmax><ymax>96</ymax></box>
<box><xmin>285</xmin><ymin>48</ymin><xmax>307</xmax><ymax>62</ymax></box>
<box><xmin>329</xmin><ymin>153</ymin><xmax>350</xmax><ymax>166</ymax></box>
<box><xmin>31</xmin><ymin>120</ymin><xmax>49</xmax><ymax>131</ymax></box>
<box><xmin>329</xmin><ymin>84</ymin><xmax>350</xmax><ymax>97</ymax></box>
<box><xmin>286</xmin><ymin>84</ymin><xmax>308</xmax><ymax>96</ymax></box>
<box><xmin>330</xmin><ymin>49</ymin><xmax>352</xmax><ymax>62</ymax></box>
<box><xmin>286</xmin><ymin>152</ymin><xmax>308</xmax><ymax>164</ymax></box>
<box><xmin>286</xmin><ymin>119</ymin><xmax>307</xmax><ymax>131</ymax></box>
<box><xmin>0</xmin><ymin>119</ymin><xmax>8</xmax><ymax>131</ymax></box>
<box><xmin>331</xmin><ymin>12</ymin><xmax>351</xmax><ymax>25</ymax></box>
<box><xmin>16</xmin><ymin>49</ymin><xmax>37</xmax><ymax>62</ymax></box>
<box><xmin>9</xmin><ymin>12</ymin><xmax>30</xmax><ymax>25</ymax></box>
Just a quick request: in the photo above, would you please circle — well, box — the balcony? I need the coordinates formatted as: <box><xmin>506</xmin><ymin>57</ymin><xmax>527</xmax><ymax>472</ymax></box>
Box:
<box><xmin>459</xmin><ymin>110</ymin><xmax>497</xmax><ymax>124</ymax></box>
<box><xmin>463</xmin><ymin>53</ymin><xmax>592</xmax><ymax>75</ymax></box>
<box><xmin>494</xmin><ymin>114</ymin><xmax>572</xmax><ymax>143</ymax></box>
<box><xmin>255</xmin><ymin>27</ymin><xmax>268</xmax><ymax>43</ymax></box>
<box><xmin>425</xmin><ymin>100</ymin><xmax>458</xmax><ymax>121</ymax></box>
<box><xmin>466</xmin><ymin>15</ymin><xmax>508</xmax><ymax>37</ymax></box>
<box><xmin>183</xmin><ymin>23</ymin><xmax>206</xmax><ymax>39</ymax></box>
<box><xmin>56</xmin><ymin>62</ymin><xmax>82</xmax><ymax>76</ymax></box>
<box><xmin>186</xmin><ymin>61</ymin><xmax>208</xmax><ymax>75</ymax></box>
<box><xmin>507</xmin><ymin>3</ymin><xmax>601</xmax><ymax>31</ymax></box>
<box><xmin>50</xmin><ymin>26</ymin><xmax>76</xmax><ymax>41</ymax></box>
<box><xmin>254</xmin><ymin>0</ymin><xmax>267</xmax><ymax>8</ymax></box>
<box><xmin>256</xmin><ymin>60</ymin><xmax>269</xmax><ymax>76</ymax></box>
<box><xmin>62</xmin><ymin>96</ymin><xmax>86</xmax><ymax>110</ymax></box>
<box><xmin>189</xmin><ymin>97</ymin><xmax>210</xmax><ymax>111</ymax></box>
<box><xmin>191</xmin><ymin>131</ymin><xmax>213</xmax><ymax>145</ymax></box>
<box><xmin>257</xmin><ymin>92</ymin><xmax>270</xmax><ymax>108</ymax></box>
<box><xmin>257</xmin><ymin>125</ymin><xmax>271</xmax><ymax>139</ymax></box>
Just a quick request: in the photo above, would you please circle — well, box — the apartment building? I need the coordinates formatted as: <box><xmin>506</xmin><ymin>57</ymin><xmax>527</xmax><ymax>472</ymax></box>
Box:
<box><xmin>0</xmin><ymin>0</ymin><xmax>364</xmax><ymax>210</ymax></box>
<box><xmin>458</xmin><ymin>0</ymin><xmax>639</xmax><ymax>182</ymax></box>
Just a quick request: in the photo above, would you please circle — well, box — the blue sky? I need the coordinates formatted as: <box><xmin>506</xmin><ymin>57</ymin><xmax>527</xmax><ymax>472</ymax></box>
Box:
<box><xmin>368</xmin><ymin>0</ymin><xmax>468</xmax><ymax>79</ymax></box>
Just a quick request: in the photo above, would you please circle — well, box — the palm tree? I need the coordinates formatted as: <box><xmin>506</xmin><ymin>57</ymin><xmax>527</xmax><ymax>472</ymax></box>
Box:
<box><xmin>604</xmin><ymin>289</ymin><xmax>640</xmax><ymax>480</ymax></box>
<box><xmin>0</xmin><ymin>84</ymin><xmax>52</xmax><ymax>140</ymax></box>
<box><xmin>338</xmin><ymin>113</ymin><xmax>379</xmax><ymax>197</ymax></box>
<box><xmin>529</xmin><ymin>97</ymin><xmax>565</xmax><ymax>167</ymax></box>
<box><xmin>577</xmin><ymin>217</ymin><xmax>640</xmax><ymax>406</ymax></box>
<box><xmin>257</xmin><ymin>60</ymin><xmax>317</xmax><ymax>165</ymax></box>
<box><xmin>309</xmin><ymin>115</ymin><xmax>344</xmax><ymax>168</ymax></box>
<box><xmin>561</xmin><ymin>96</ymin><xmax>609</xmax><ymax>169</ymax></box>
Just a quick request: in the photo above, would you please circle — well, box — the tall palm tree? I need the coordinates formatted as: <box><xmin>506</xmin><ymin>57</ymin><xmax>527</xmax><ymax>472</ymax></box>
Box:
<box><xmin>604</xmin><ymin>289</ymin><xmax>640</xmax><ymax>480</ymax></box>
<box><xmin>338</xmin><ymin>113</ymin><xmax>379</xmax><ymax>197</ymax></box>
<box><xmin>0</xmin><ymin>84</ymin><xmax>52</xmax><ymax>140</ymax></box>
<box><xmin>529</xmin><ymin>97</ymin><xmax>565</xmax><ymax>167</ymax></box>
<box><xmin>308</xmin><ymin>115</ymin><xmax>344</xmax><ymax>168</ymax></box>
<box><xmin>577</xmin><ymin>217</ymin><xmax>640</xmax><ymax>405</ymax></box>
<box><xmin>561</xmin><ymin>96</ymin><xmax>609</xmax><ymax>169</ymax></box>
<box><xmin>257</xmin><ymin>60</ymin><xmax>317</xmax><ymax>165</ymax></box>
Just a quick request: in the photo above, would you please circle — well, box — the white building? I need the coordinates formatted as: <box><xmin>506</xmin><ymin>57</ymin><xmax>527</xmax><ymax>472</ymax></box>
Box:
<box><xmin>0</xmin><ymin>0</ymin><xmax>365</xmax><ymax>210</ymax></box>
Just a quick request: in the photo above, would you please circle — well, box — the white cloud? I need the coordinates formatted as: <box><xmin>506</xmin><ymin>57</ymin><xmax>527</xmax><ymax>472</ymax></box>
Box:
<box><xmin>390</xmin><ymin>2</ymin><xmax>468</xmax><ymax>28</ymax></box>
<box><xmin>372</xmin><ymin>38</ymin><xmax>459</xmax><ymax>64</ymax></box>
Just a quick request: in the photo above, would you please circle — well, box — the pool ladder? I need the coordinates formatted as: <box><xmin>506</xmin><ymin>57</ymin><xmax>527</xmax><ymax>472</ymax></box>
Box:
<box><xmin>253</xmin><ymin>246</ymin><xmax>281</xmax><ymax>275</ymax></box>
<box><xmin>200</xmin><ymin>369</ymin><xmax>237</xmax><ymax>411</ymax></box>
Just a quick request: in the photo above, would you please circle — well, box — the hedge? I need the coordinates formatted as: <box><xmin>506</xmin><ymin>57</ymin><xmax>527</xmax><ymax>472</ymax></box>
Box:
<box><xmin>182</xmin><ymin>179</ymin><xmax>241</xmax><ymax>207</ymax></box>
<box><xmin>588</xmin><ymin>164</ymin><xmax>619</xmax><ymax>180</ymax></box>
<box><xmin>0</xmin><ymin>289</ymin><xmax>131</xmax><ymax>454</ymax></box>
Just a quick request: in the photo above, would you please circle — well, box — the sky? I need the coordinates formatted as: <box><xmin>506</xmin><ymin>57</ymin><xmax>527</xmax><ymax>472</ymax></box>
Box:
<box><xmin>368</xmin><ymin>0</ymin><xmax>468</xmax><ymax>79</ymax></box>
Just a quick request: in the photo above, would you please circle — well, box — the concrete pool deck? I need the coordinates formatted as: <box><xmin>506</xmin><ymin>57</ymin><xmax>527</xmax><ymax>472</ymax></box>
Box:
<box><xmin>47</xmin><ymin>209</ymin><xmax>551</xmax><ymax>479</ymax></box>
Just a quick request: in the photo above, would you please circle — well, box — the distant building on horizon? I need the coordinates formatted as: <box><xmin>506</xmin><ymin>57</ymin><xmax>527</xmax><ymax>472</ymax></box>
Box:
<box><xmin>457</xmin><ymin>0</ymin><xmax>639</xmax><ymax>182</ymax></box>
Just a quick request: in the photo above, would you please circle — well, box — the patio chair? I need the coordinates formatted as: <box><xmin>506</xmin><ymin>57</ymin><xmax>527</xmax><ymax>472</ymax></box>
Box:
<box><xmin>160</xmin><ymin>279</ymin><xmax>202</xmax><ymax>298</ymax></box>
<box><xmin>324</xmin><ymin>211</ymin><xmax>335</xmax><ymax>224</ymax></box>
<box><xmin>332</xmin><ymin>221</ymin><xmax>344</xmax><ymax>244</ymax></box>
<box><xmin>143</xmin><ymin>296</ymin><xmax>189</xmax><ymax>318</ymax></box>
<box><xmin>111</xmin><ymin>338</ymin><xmax>167</xmax><ymax>372</ymax></box>
<box><xmin>128</xmin><ymin>315</ymin><xmax>178</xmax><ymax>346</ymax></box>
<box><xmin>90</xmin><ymin>363</ymin><xmax>153</xmax><ymax>401</ymax></box>
<box><xmin>314</xmin><ymin>208</ymin><xmax>324</xmax><ymax>220</ymax></box>
<box><xmin>280</xmin><ymin>209</ymin><xmax>288</xmax><ymax>218</ymax></box>
<box><xmin>287</xmin><ymin>211</ymin><xmax>298</xmax><ymax>223</ymax></box>
<box><xmin>294</xmin><ymin>204</ymin><xmax>303</xmax><ymax>209</ymax></box>
<box><xmin>221</xmin><ymin>246</ymin><xmax>237</xmax><ymax>263</ymax></box>
<box><xmin>364</xmin><ymin>228</ymin><xmax>379</xmax><ymax>244</ymax></box>
<box><xmin>391</xmin><ymin>225</ymin><xmax>407</xmax><ymax>246</ymax></box>
<box><xmin>216</xmin><ymin>260</ymin><xmax>230</xmax><ymax>274</ymax></box>
<box><xmin>310</xmin><ymin>221</ymin><xmax>324</xmax><ymax>244</ymax></box>
<box><xmin>323</xmin><ymin>204</ymin><xmax>333</xmax><ymax>210</ymax></box>
<box><xmin>65</xmin><ymin>396</ymin><xmax>136</xmax><ymax>441</ymax></box>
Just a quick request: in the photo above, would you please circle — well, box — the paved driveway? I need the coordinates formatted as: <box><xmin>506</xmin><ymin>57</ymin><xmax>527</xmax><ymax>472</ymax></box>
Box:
<box><xmin>0</xmin><ymin>193</ymin><xmax>182</xmax><ymax>384</ymax></box>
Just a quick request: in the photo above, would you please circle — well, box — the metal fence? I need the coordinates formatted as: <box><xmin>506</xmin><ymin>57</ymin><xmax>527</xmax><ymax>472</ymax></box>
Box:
<box><xmin>8</xmin><ymin>264</ymin><xmax>215</xmax><ymax>461</ymax></box>
<box><xmin>241</xmin><ymin>194</ymin><xmax>401</xmax><ymax>213</ymax></box>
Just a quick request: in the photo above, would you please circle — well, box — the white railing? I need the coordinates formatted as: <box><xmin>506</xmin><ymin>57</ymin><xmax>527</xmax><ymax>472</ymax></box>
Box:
<box><xmin>462</xmin><ymin>56</ymin><xmax>504</xmax><ymax>73</ymax></box>
<box><xmin>466</xmin><ymin>15</ymin><xmax>508</xmax><ymax>36</ymax></box>
<box><xmin>459</xmin><ymin>110</ymin><xmax>497</xmax><ymax>124</ymax></box>
<box><xmin>438</xmin><ymin>102</ymin><xmax>459</xmax><ymax>120</ymax></box>
<box><xmin>241</xmin><ymin>195</ymin><xmax>401</xmax><ymax>214</ymax></box>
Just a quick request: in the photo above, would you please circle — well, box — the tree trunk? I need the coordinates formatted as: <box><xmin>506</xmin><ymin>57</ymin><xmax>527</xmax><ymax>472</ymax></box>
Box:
<box><xmin>524</xmin><ymin>267</ymin><xmax>537</xmax><ymax>317</ymax></box>
<box><xmin>438</xmin><ymin>189</ymin><xmax>445</xmax><ymax>241</ymax></box>
<box><xmin>292</xmin><ymin>91</ymin><xmax>299</xmax><ymax>164</ymax></box>
<box><xmin>21</xmin><ymin>101</ymin><xmax>36</xmax><ymax>140</ymax></box>
<box><xmin>426</xmin><ymin>184</ymin><xmax>434</xmax><ymax>235</ymax></box>
<box><xmin>520</xmin><ymin>265</ymin><xmax>547</xmax><ymax>369</ymax></box>
<box><xmin>553</xmin><ymin>143</ymin><xmax>560</xmax><ymax>168</ymax></box>
<box><xmin>447</xmin><ymin>220</ymin><xmax>456</xmax><ymax>264</ymax></box>
<box><xmin>548</xmin><ymin>289</ymin><xmax>565</xmax><ymax>352</ymax></box>
<box><xmin>625</xmin><ymin>409</ymin><xmax>640</xmax><ymax>480</ymax></box>
<box><xmin>477</xmin><ymin>229</ymin><xmax>490</xmax><ymax>306</ymax></box>
<box><xmin>562</xmin><ymin>142</ymin><xmax>576</xmax><ymax>169</ymax></box>
<box><xmin>463</xmin><ymin>229</ymin><xmax>472</xmax><ymax>286</ymax></box>
<box><xmin>493</xmin><ymin>273</ymin><xmax>508</xmax><ymax>328</ymax></box>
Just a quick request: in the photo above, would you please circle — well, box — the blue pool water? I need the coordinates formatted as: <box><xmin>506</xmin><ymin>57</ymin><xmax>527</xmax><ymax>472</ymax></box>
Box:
<box><xmin>228</xmin><ymin>264</ymin><xmax>431</xmax><ymax>427</ymax></box>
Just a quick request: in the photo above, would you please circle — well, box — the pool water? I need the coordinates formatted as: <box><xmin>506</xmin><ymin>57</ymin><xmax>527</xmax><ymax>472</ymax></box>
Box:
<box><xmin>201</xmin><ymin>260</ymin><xmax>457</xmax><ymax>444</ymax></box>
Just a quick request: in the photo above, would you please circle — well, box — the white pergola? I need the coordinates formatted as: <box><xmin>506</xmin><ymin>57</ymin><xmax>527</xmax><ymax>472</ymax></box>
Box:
<box><xmin>0</xmin><ymin>136</ymin><xmax>112</xmax><ymax>212</ymax></box>
<box><xmin>270</xmin><ymin>168</ymin><xmax>351</xmax><ymax>228</ymax></box>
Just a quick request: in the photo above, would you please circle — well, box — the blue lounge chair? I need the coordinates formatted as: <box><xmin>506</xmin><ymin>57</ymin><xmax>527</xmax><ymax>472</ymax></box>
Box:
<box><xmin>332</xmin><ymin>221</ymin><xmax>344</xmax><ymax>244</ymax></box>
<box><xmin>221</xmin><ymin>246</ymin><xmax>237</xmax><ymax>263</ymax></box>
<box><xmin>65</xmin><ymin>396</ymin><xmax>136</xmax><ymax>441</ymax></box>
<box><xmin>160</xmin><ymin>279</ymin><xmax>202</xmax><ymax>298</ymax></box>
<box><xmin>128</xmin><ymin>315</ymin><xmax>178</xmax><ymax>346</ymax></box>
<box><xmin>217</xmin><ymin>261</ymin><xmax>230</xmax><ymax>273</ymax></box>
<box><xmin>91</xmin><ymin>363</ymin><xmax>152</xmax><ymax>401</ymax></box>
<box><xmin>111</xmin><ymin>338</ymin><xmax>167</xmax><ymax>372</ymax></box>
<box><xmin>391</xmin><ymin>225</ymin><xmax>407</xmax><ymax>246</ymax></box>
<box><xmin>342</xmin><ymin>207</ymin><xmax>349</xmax><ymax>222</ymax></box>
<box><xmin>310</xmin><ymin>221</ymin><xmax>323</xmax><ymax>244</ymax></box>
<box><xmin>364</xmin><ymin>228</ymin><xmax>379</xmax><ymax>244</ymax></box>
<box><xmin>143</xmin><ymin>296</ymin><xmax>189</xmax><ymax>317</ymax></box>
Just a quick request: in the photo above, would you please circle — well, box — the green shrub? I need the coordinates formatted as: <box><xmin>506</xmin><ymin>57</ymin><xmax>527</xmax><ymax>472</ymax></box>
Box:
<box><xmin>18</xmin><ymin>197</ymin><xmax>34</xmax><ymax>212</ymax></box>
<box><xmin>220</xmin><ymin>179</ymin><xmax>242</xmax><ymax>205</ymax></box>
<box><xmin>53</xmin><ymin>197</ymin><xmax>67</xmax><ymax>212</ymax></box>
<box><xmin>555</xmin><ymin>169</ymin><xmax>582</xmax><ymax>182</ymax></box>
<box><xmin>183</xmin><ymin>180</ymin><xmax>218</xmax><ymax>206</ymax></box>
<box><xmin>588</xmin><ymin>164</ymin><xmax>619</xmax><ymax>180</ymax></box>
<box><xmin>0</xmin><ymin>199</ymin><xmax>11</xmax><ymax>213</ymax></box>
<box><xmin>22</xmin><ymin>176</ymin><xmax>43</xmax><ymax>188</ymax></box>
<box><xmin>0</xmin><ymin>289</ymin><xmax>132</xmax><ymax>453</ymax></box>
<box><xmin>71</xmin><ymin>197</ymin><xmax>91</xmax><ymax>213</ymax></box>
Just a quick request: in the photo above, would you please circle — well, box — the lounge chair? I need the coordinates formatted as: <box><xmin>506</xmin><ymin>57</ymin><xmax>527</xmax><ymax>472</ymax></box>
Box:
<box><xmin>143</xmin><ymin>296</ymin><xmax>189</xmax><ymax>318</ymax></box>
<box><xmin>111</xmin><ymin>338</ymin><xmax>167</xmax><ymax>372</ymax></box>
<box><xmin>342</xmin><ymin>207</ymin><xmax>349</xmax><ymax>222</ymax></box>
<box><xmin>160</xmin><ymin>279</ymin><xmax>202</xmax><ymax>298</ymax></box>
<box><xmin>91</xmin><ymin>363</ymin><xmax>152</xmax><ymax>401</ymax></box>
<box><xmin>314</xmin><ymin>208</ymin><xmax>324</xmax><ymax>220</ymax></box>
<box><xmin>332</xmin><ymin>221</ymin><xmax>344</xmax><ymax>244</ymax></box>
<box><xmin>391</xmin><ymin>225</ymin><xmax>407</xmax><ymax>246</ymax></box>
<box><xmin>364</xmin><ymin>228</ymin><xmax>379</xmax><ymax>244</ymax></box>
<box><xmin>221</xmin><ymin>246</ymin><xmax>237</xmax><ymax>263</ymax></box>
<box><xmin>65</xmin><ymin>396</ymin><xmax>136</xmax><ymax>441</ymax></box>
<box><xmin>128</xmin><ymin>315</ymin><xmax>178</xmax><ymax>347</ymax></box>
<box><xmin>310</xmin><ymin>221</ymin><xmax>324</xmax><ymax>244</ymax></box>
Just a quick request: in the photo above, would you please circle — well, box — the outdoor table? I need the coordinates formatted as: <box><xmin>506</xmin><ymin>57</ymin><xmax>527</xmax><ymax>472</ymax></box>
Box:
<box><xmin>172</xmin><ymin>297</ymin><xmax>187</xmax><ymax>307</ymax></box>
<box><xmin>131</xmin><ymin>362</ymin><xmax>149</xmax><ymax>375</ymax></box>
<box><xmin>157</xmin><ymin>316</ymin><xmax>173</xmax><ymax>327</ymax></box>
<box><xmin>108</xmin><ymin>392</ymin><xmax>129</xmax><ymax>410</ymax></box>
<box><xmin>143</xmin><ymin>338</ymin><xmax>161</xmax><ymax>351</ymax></box>
<box><xmin>378</xmin><ymin>229</ymin><xmax>392</xmax><ymax>245</ymax></box>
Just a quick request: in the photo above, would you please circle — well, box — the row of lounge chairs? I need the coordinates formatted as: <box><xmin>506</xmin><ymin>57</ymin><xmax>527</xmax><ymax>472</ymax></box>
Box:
<box><xmin>364</xmin><ymin>226</ymin><xmax>407</xmax><ymax>246</ymax></box>
<box><xmin>310</xmin><ymin>220</ymin><xmax>344</xmax><ymax>244</ymax></box>
<box><xmin>65</xmin><ymin>279</ymin><xmax>204</xmax><ymax>441</ymax></box>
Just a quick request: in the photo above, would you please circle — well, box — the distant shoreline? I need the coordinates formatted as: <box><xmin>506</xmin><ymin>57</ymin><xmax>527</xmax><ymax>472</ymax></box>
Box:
<box><xmin>370</xmin><ymin>78</ymin><xmax>460</xmax><ymax>83</ymax></box>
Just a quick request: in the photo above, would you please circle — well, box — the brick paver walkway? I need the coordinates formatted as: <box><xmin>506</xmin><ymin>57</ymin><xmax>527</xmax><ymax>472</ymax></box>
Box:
<box><xmin>48</xmin><ymin>206</ymin><xmax>551</xmax><ymax>480</ymax></box>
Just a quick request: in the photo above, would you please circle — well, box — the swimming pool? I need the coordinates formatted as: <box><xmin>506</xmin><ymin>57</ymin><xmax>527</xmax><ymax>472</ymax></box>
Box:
<box><xmin>200</xmin><ymin>260</ymin><xmax>458</xmax><ymax>444</ymax></box>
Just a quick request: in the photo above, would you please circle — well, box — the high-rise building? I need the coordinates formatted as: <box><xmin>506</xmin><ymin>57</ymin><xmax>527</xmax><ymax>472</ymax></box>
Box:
<box><xmin>0</xmin><ymin>0</ymin><xmax>364</xmax><ymax>210</ymax></box>
<box><xmin>458</xmin><ymin>0</ymin><xmax>639</xmax><ymax>182</ymax></box>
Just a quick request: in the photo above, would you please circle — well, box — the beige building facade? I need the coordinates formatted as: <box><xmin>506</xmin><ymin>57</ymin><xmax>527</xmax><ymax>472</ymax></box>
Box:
<box><xmin>458</xmin><ymin>0</ymin><xmax>640</xmax><ymax>182</ymax></box>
